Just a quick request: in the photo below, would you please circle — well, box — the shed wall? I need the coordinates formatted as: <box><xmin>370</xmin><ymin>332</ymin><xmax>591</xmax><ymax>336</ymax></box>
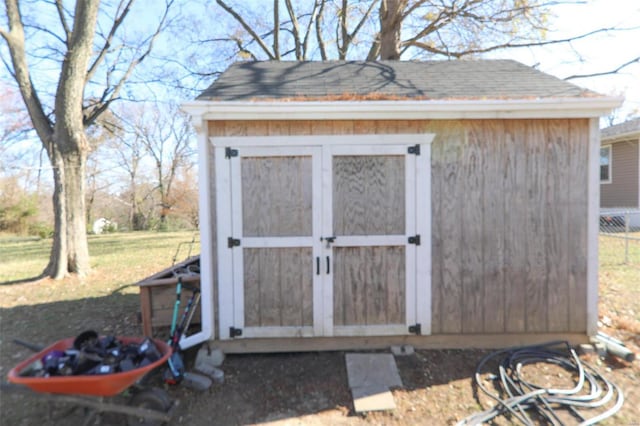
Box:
<box><xmin>600</xmin><ymin>139</ymin><xmax>640</xmax><ymax>208</ymax></box>
<box><xmin>208</xmin><ymin>119</ymin><xmax>590</xmax><ymax>334</ymax></box>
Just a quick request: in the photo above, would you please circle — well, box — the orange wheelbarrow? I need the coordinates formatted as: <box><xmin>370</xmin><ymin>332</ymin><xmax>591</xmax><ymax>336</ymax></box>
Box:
<box><xmin>4</xmin><ymin>336</ymin><xmax>175</xmax><ymax>426</ymax></box>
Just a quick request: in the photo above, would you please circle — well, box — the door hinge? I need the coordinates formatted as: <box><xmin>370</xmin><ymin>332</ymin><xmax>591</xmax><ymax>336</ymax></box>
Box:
<box><xmin>227</xmin><ymin>237</ymin><xmax>241</xmax><ymax>248</ymax></box>
<box><xmin>408</xmin><ymin>145</ymin><xmax>420</xmax><ymax>155</ymax></box>
<box><xmin>229</xmin><ymin>327</ymin><xmax>243</xmax><ymax>338</ymax></box>
<box><xmin>409</xmin><ymin>323</ymin><xmax>422</xmax><ymax>335</ymax></box>
<box><xmin>408</xmin><ymin>235</ymin><xmax>421</xmax><ymax>245</ymax></box>
<box><xmin>225</xmin><ymin>147</ymin><xmax>238</xmax><ymax>158</ymax></box>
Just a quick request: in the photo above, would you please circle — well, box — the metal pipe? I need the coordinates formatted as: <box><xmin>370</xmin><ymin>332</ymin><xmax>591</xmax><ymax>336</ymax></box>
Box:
<box><xmin>595</xmin><ymin>333</ymin><xmax>636</xmax><ymax>362</ymax></box>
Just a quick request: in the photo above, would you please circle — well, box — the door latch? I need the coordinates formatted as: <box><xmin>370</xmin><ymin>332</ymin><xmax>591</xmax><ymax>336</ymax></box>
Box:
<box><xmin>321</xmin><ymin>236</ymin><xmax>336</xmax><ymax>248</ymax></box>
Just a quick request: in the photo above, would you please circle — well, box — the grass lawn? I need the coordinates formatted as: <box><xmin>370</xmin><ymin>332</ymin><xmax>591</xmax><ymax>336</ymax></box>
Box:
<box><xmin>0</xmin><ymin>231</ymin><xmax>200</xmax><ymax>287</ymax></box>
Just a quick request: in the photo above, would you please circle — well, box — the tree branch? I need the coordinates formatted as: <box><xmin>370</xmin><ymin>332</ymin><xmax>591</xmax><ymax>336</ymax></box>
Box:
<box><xmin>301</xmin><ymin>0</ymin><xmax>320</xmax><ymax>60</ymax></box>
<box><xmin>1</xmin><ymin>0</ymin><xmax>54</xmax><ymax>151</ymax></box>
<box><xmin>54</xmin><ymin>0</ymin><xmax>71</xmax><ymax>45</ymax></box>
<box><xmin>564</xmin><ymin>56</ymin><xmax>640</xmax><ymax>80</ymax></box>
<box><xmin>216</xmin><ymin>0</ymin><xmax>275</xmax><ymax>59</ymax></box>
<box><xmin>273</xmin><ymin>0</ymin><xmax>280</xmax><ymax>59</ymax></box>
<box><xmin>86</xmin><ymin>0</ymin><xmax>134</xmax><ymax>83</ymax></box>
<box><xmin>315</xmin><ymin>0</ymin><xmax>328</xmax><ymax>60</ymax></box>
<box><xmin>84</xmin><ymin>0</ymin><xmax>174</xmax><ymax>128</ymax></box>
<box><xmin>284</xmin><ymin>0</ymin><xmax>302</xmax><ymax>59</ymax></box>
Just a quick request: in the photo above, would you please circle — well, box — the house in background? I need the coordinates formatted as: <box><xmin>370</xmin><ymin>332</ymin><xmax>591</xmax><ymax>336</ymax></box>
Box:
<box><xmin>182</xmin><ymin>60</ymin><xmax>621</xmax><ymax>353</ymax></box>
<box><xmin>600</xmin><ymin>118</ymin><xmax>640</xmax><ymax>215</ymax></box>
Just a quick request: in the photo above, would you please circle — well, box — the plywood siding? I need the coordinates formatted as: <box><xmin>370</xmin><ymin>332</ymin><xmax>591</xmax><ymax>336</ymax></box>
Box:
<box><xmin>244</xmin><ymin>247</ymin><xmax>313</xmax><ymax>327</ymax></box>
<box><xmin>208</xmin><ymin>118</ymin><xmax>591</xmax><ymax>334</ymax></box>
<box><xmin>241</xmin><ymin>156</ymin><xmax>313</xmax><ymax>237</ymax></box>
<box><xmin>333</xmin><ymin>246</ymin><xmax>405</xmax><ymax>326</ymax></box>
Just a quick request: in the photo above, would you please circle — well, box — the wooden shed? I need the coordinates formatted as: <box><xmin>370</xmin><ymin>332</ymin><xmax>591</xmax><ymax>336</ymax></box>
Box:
<box><xmin>181</xmin><ymin>60</ymin><xmax>621</xmax><ymax>352</ymax></box>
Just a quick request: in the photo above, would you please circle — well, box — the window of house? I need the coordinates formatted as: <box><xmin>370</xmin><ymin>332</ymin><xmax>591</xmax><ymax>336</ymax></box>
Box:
<box><xmin>600</xmin><ymin>145</ymin><xmax>611</xmax><ymax>183</ymax></box>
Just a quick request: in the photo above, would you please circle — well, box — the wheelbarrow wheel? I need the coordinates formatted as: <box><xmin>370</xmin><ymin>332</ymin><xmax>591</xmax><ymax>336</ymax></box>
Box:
<box><xmin>127</xmin><ymin>388</ymin><xmax>172</xmax><ymax>426</ymax></box>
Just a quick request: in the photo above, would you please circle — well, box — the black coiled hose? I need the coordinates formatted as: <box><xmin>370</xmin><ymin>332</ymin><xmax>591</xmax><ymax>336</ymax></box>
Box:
<box><xmin>457</xmin><ymin>341</ymin><xmax>624</xmax><ymax>425</ymax></box>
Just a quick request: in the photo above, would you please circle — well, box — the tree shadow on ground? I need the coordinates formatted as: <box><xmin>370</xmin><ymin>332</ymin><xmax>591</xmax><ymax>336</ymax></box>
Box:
<box><xmin>0</xmin><ymin>294</ymin><xmax>489</xmax><ymax>426</ymax></box>
<box><xmin>0</xmin><ymin>274</ymin><xmax>47</xmax><ymax>286</ymax></box>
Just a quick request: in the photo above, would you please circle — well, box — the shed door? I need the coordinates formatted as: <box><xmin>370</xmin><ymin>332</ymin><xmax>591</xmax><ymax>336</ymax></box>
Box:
<box><xmin>218</xmin><ymin>135</ymin><xmax>431</xmax><ymax>340</ymax></box>
<box><xmin>324</xmin><ymin>145</ymin><xmax>418</xmax><ymax>336</ymax></box>
<box><xmin>229</xmin><ymin>147</ymin><xmax>323</xmax><ymax>338</ymax></box>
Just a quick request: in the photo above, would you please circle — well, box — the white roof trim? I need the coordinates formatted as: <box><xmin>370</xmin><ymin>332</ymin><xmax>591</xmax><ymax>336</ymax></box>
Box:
<box><xmin>601</xmin><ymin>130</ymin><xmax>640</xmax><ymax>144</ymax></box>
<box><xmin>182</xmin><ymin>97</ymin><xmax>623</xmax><ymax>121</ymax></box>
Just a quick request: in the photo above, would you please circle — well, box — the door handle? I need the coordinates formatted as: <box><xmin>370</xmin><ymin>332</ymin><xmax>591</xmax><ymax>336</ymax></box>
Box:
<box><xmin>316</xmin><ymin>257</ymin><xmax>320</xmax><ymax>275</ymax></box>
<box><xmin>326</xmin><ymin>256</ymin><xmax>330</xmax><ymax>274</ymax></box>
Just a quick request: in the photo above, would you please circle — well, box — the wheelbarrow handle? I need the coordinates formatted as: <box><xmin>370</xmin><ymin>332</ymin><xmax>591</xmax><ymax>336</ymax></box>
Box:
<box><xmin>13</xmin><ymin>339</ymin><xmax>45</xmax><ymax>352</ymax></box>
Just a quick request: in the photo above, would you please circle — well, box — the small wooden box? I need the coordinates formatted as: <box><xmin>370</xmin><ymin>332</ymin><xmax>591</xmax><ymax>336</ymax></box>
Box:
<box><xmin>136</xmin><ymin>256</ymin><xmax>201</xmax><ymax>337</ymax></box>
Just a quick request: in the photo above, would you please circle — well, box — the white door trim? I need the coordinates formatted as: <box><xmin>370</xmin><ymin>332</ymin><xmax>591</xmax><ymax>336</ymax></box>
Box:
<box><xmin>214</xmin><ymin>133</ymin><xmax>434</xmax><ymax>340</ymax></box>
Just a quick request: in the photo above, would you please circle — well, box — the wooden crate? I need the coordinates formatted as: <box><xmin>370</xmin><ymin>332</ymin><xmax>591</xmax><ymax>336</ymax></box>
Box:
<box><xmin>136</xmin><ymin>256</ymin><xmax>201</xmax><ymax>337</ymax></box>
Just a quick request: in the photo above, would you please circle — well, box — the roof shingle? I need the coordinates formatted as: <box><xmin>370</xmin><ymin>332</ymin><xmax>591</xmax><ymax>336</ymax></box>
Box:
<box><xmin>196</xmin><ymin>60</ymin><xmax>600</xmax><ymax>101</ymax></box>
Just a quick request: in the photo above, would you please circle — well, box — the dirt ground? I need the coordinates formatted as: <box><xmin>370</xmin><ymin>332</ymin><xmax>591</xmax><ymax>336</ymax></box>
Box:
<box><xmin>1</xmin><ymin>279</ymin><xmax>638</xmax><ymax>426</ymax></box>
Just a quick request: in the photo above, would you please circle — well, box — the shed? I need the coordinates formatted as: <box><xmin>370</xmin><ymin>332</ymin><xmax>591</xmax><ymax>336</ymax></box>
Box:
<box><xmin>182</xmin><ymin>60</ymin><xmax>622</xmax><ymax>353</ymax></box>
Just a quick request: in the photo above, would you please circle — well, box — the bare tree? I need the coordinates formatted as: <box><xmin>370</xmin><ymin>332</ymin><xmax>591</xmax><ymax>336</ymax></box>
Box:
<box><xmin>209</xmin><ymin>0</ymin><xmax>637</xmax><ymax>66</ymax></box>
<box><xmin>0</xmin><ymin>82</ymin><xmax>31</xmax><ymax>148</ymax></box>
<box><xmin>1</xmin><ymin>0</ymin><xmax>174</xmax><ymax>278</ymax></box>
<box><xmin>119</xmin><ymin>103</ymin><xmax>194</xmax><ymax>229</ymax></box>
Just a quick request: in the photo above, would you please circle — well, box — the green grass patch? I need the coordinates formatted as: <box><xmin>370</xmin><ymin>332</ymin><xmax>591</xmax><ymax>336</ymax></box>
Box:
<box><xmin>0</xmin><ymin>231</ymin><xmax>200</xmax><ymax>293</ymax></box>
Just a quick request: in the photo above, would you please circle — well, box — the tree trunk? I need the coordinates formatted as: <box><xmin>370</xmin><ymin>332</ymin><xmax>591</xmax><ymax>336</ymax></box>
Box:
<box><xmin>44</xmin><ymin>138</ymin><xmax>90</xmax><ymax>278</ymax></box>
<box><xmin>44</xmin><ymin>148</ymin><xmax>68</xmax><ymax>279</ymax></box>
<box><xmin>63</xmin><ymin>149</ymin><xmax>89</xmax><ymax>274</ymax></box>
<box><xmin>379</xmin><ymin>0</ymin><xmax>406</xmax><ymax>60</ymax></box>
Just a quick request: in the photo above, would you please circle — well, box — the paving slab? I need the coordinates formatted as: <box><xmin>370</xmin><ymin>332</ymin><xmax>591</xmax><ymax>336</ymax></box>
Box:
<box><xmin>351</xmin><ymin>385</ymin><xmax>396</xmax><ymax>412</ymax></box>
<box><xmin>345</xmin><ymin>353</ymin><xmax>403</xmax><ymax>389</ymax></box>
<box><xmin>345</xmin><ymin>353</ymin><xmax>403</xmax><ymax>413</ymax></box>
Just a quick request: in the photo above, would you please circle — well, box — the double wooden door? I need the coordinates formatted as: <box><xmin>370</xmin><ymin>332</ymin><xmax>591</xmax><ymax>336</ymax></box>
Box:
<box><xmin>216</xmin><ymin>135</ymin><xmax>430</xmax><ymax>339</ymax></box>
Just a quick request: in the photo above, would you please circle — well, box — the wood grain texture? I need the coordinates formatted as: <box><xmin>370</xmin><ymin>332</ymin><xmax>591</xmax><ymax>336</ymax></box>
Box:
<box><xmin>244</xmin><ymin>248</ymin><xmax>313</xmax><ymax>327</ymax></box>
<box><xmin>437</xmin><ymin>123</ymin><xmax>464</xmax><ymax>333</ymax></box>
<box><xmin>524</xmin><ymin>120</ymin><xmax>548</xmax><ymax>332</ymax></box>
<box><xmin>241</xmin><ymin>156</ymin><xmax>312</xmax><ymax>237</ymax></box>
<box><xmin>461</xmin><ymin>121</ymin><xmax>484</xmax><ymax>333</ymax></box>
<box><xmin>429</xmin><ymin>124</ymin><xmax>444</xmax><ymax>333</ymax></box>
<box><xmin>481</xmin><ymin>121</ymin><xmax>505</xmax><ymax>333</ymax></box>
<box><xmin>545</xmin><ymin>120</ymin><xmax>570</xmax><ymax>332</ymax></box>
<box><xmin>333</xmin><ymin>156</ymin><xmax>405</xmax><ymax>236</ymax></box>
<box><xmin>267</xmin><ymin>121</ymin><xmax>290</xmax><ymax>136</ymax></box>
<box><xmin>333</xmin><ymin>247</ymin><xmax>405</xmax><ymax>326</ymax></box>
<box><xmin>503</xmin><ymin>121</ymin><xmax>527</xmax><ymax>332</ymax></box>
<box><xmin>568</xmin><ymin>119</ymin><xmax>589</xmax><ymax>332</ymax></box>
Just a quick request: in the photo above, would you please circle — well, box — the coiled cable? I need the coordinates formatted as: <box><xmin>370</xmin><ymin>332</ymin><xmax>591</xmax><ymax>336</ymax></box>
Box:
<box><xmin>457</xmin><ymin>341</ymin><xmax>624</xmax><ymax>425</ymax></box>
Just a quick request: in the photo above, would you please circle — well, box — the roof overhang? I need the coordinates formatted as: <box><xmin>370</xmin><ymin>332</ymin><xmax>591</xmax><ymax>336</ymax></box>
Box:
<box><xmin>601</xmin><ymin>130</ymin><xmax>640</xmax><ymax>144</ymax></box>
<box><xmin>183</xmin><ymin>97</ymin><xmax>623</xmax><ymax>123</ymax></box>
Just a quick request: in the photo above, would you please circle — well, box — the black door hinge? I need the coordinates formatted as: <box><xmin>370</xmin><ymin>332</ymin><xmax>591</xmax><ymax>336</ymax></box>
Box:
<box><xmin>408</xmin><ymin>145</ymin><xmax>420</xmax><ymax>155</ymax></box>
<box><xmin>409</xmin><ymin>323</ymin><xmax>421</xmax><ymax>335</ymax></box>
<box><xmin>408</xmin><ymin>235</ymin><xmax>421</xmax><ymax>245</ymax></box>
<box><xmin>227</xmin><ymin>237</ymin><xmax>241</xmax><ymax>248</ymax></box>
<box><xmin>225</xmin><ymin>147</ymin><xmax>238</xmax><ymax>158</ymax></box>
<box><xmin>229</xmin><ymin>327</ymin><xmax>243</xmax><ymax>338</ymax></box>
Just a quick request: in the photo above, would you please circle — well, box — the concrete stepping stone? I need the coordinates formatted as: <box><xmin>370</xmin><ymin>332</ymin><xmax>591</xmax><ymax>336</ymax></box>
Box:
<box><xmin>345</xmin><ymin>353</ymin><xmax>403</xmax><ymax>413</ymax></box>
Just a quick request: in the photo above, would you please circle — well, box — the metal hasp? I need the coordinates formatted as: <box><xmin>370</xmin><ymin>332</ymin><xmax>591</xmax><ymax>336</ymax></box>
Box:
<box><xmin>227</xmin><ymin>237</ymin><xmax>241</xmax><ymax>248</ymax></box>
<box><xmin>407</xmin><ymin>145</ymin><xmax>420</xmax><ymax>155</ymax></box>
<box><xmin>408</xmin><ymin>235</ymin><xmax>421</xmax><ymax>245</ymax></box>
<box><xmin>408</xmin><ymin>324</ymin><xmax>421</xmax><ymax>335</ymax></box>
<box><xmin>229</xmin><ymin>327</ymin><xmax>243</xmax><ymax>338</ymax></box>
<box><xmin>321</xmin><ymin>236</ymin><xmax>336</xmax><ymax>249</ymax></box>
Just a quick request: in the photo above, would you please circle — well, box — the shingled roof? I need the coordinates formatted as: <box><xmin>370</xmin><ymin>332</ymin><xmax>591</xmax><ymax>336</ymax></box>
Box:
<box><xmin>197</xmin><ymin>60</ymin><xmax>599</xmax><ymax>101</ymax></box>
<box><xmin>601</xmin><ymin>117</ymin><xmax>640</xmax><ymax>140</ymax></box>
